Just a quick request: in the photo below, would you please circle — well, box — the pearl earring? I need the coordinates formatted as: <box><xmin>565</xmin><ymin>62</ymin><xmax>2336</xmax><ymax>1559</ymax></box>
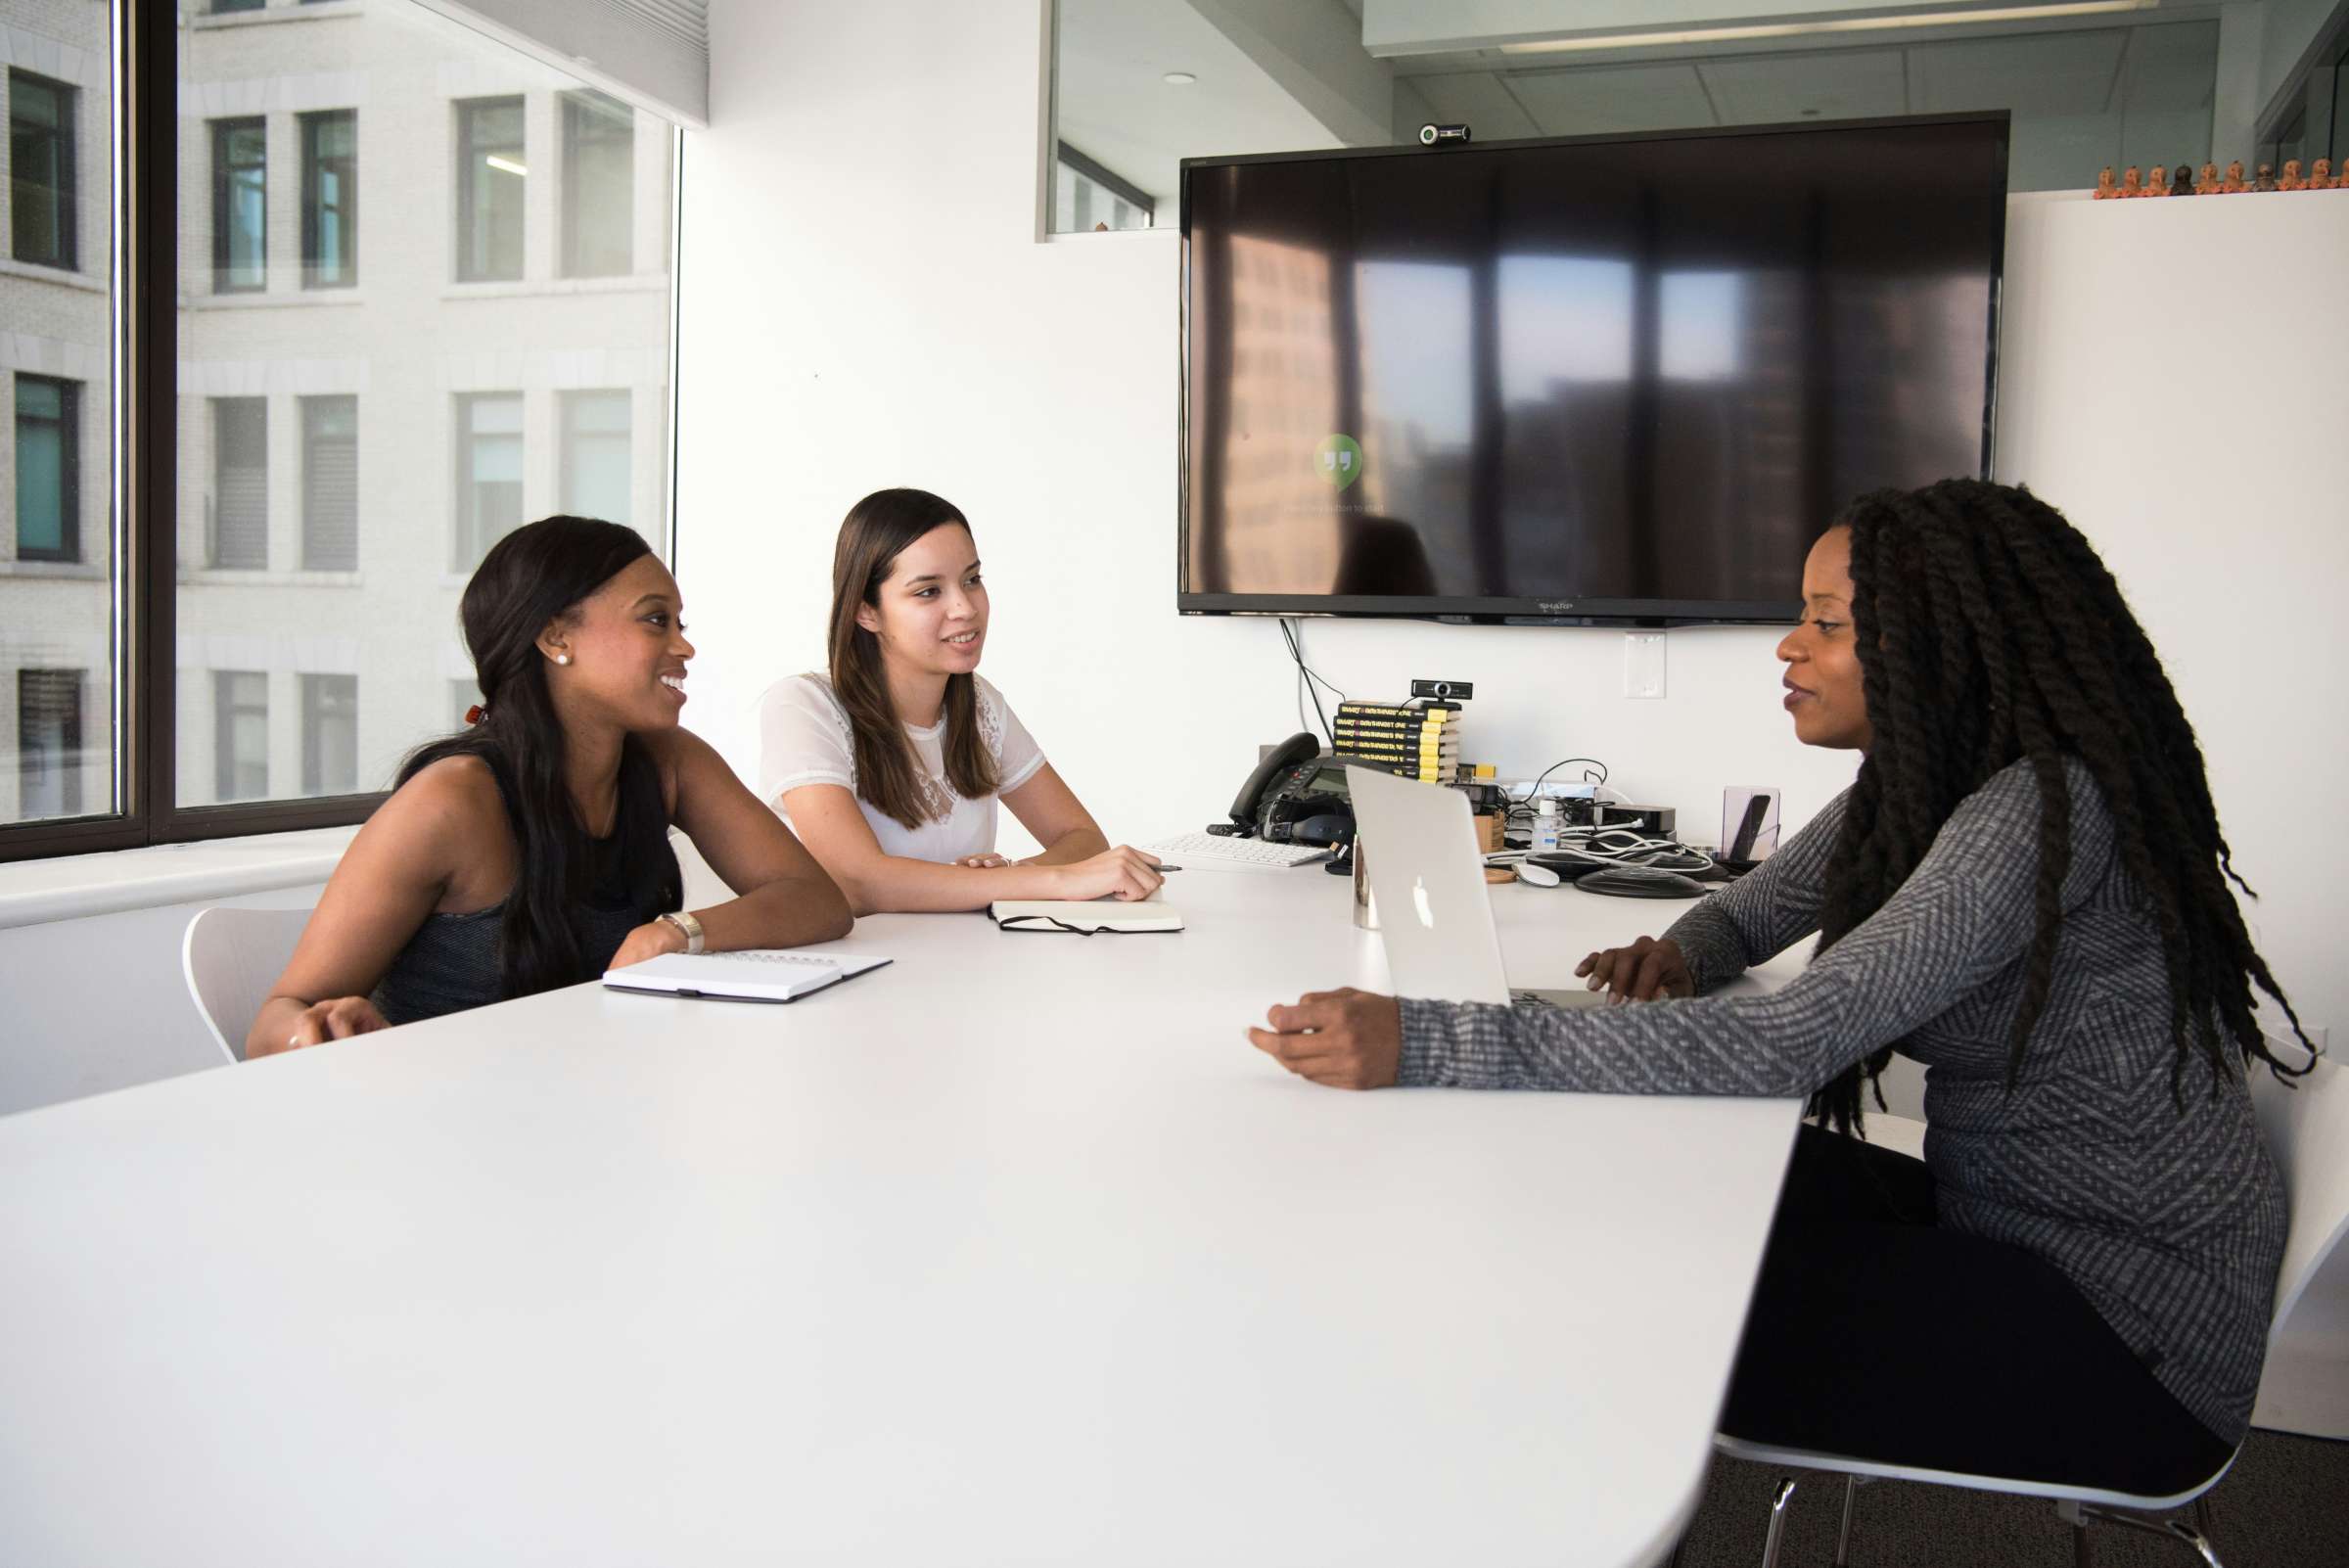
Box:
<box><xmin>556</xmin><ymin>654</ymin><xmax>570</xmax><ymax>666</ymax></box>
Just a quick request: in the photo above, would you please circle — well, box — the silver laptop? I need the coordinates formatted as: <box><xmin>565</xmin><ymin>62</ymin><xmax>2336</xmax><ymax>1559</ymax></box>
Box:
<box><xmin>1347</xmin><ymin>764</ymin><xmax>1605</xmax><ymax>1010</ymax></box>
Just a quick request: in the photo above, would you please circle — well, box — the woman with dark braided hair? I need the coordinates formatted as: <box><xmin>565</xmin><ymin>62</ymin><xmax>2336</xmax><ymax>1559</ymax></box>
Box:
<box><xmin>250</xmin><ymin>516</ymin><xmax>851</xmax><ymax>1056</ymax></box>
<box><xmin>1248</xmin><ymin>478</ymin><xmax>2309</xmax><ymax>1492</ymax></box>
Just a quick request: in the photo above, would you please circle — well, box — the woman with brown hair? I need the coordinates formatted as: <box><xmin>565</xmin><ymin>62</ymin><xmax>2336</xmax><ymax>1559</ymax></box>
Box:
<box><xmin>758</xmin><ymin>487</ymin><xmax>1162</xmax><ymax>914</ymax></box>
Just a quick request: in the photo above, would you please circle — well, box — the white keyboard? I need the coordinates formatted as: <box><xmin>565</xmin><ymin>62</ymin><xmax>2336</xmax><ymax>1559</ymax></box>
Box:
<box><xmin>1142</xmin><ymin>831</ymin><xmax>1333</xmax><ymax>869</ymax></box>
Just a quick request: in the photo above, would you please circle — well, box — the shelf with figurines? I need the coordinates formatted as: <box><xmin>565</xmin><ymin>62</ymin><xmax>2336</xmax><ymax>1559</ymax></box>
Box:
<box><xmin>2092</xmin><ymin>158</ymin><xmax>2342</xmax><ymax>198</ymax></box>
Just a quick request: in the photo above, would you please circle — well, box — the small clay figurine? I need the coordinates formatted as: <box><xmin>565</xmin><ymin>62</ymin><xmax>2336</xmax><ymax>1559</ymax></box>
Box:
<box><xmin>2194</xmin><ymin>161</ymin><xmax>2221</xmax><ymax>195</ymax></box>
<box><xmin>2094</xmin><ymin>165</ymin><xmax>2120</xmax><ymax>199</ymax></box>
<box><xmin>2169</xmin><ymin>164</ymin><xmax>2193</xmax><ymax>197</ymax></box>
<box><xmin>2312</xmin><ymin>158</ymin><xmax>2336</xmax><ymax>190</ymax></box>
<box><xmin>2139</xmin><ymin>163</ymin><xmax>2167</xmax><ymax>197</ymax></box>
<box><xmin>2253</xmin><ymin>162</ymin><xmax>2277</xmax><ymax>192</ymax></box>
<box><xmin>2279</xmin><ymin>159</ymin><xmax>2306</xmax><ymax>191</ymax></box>
<box><xmin>2120</xmin><ymin>164</ymin><xmax>2144</xmax><ymax>197</ymax></box>
<box><xmin>2223</xmin><ymin>160</ymin><xmax>2247</xmax><ymax>193</ymax></box>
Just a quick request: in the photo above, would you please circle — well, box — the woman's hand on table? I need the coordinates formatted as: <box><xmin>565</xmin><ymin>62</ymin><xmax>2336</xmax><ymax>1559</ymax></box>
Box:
<box><xmin>1577</xmin><ymin>936</ymin><xmax>1691</xmax><ymax>1003</ymax></box>
<box><xmin>279</xmin><ymin>995</ymin><xmax>391</xmax><ymax>1050</ymax></box>
<box><xmin>1248</xmin><ymin>988</ymin><xmax>1402</xmax><ymax>1089</ymax></box>
<box><xmin>607</xmin><ymin>917</ymin><xmax>690</xmax><ymax>972</ymax></box>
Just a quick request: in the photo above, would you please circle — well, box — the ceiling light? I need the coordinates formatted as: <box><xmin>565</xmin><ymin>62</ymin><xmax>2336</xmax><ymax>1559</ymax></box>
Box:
<box><xmin>1496</xmin><ymin>0</ymin><xmax>2158</xmax><ymax>56</ymax></box>
<box><xmin>1163</xmin><ymin>71</ymin><xmax>1198</xmax><ymax>85</ymax></box>
<box><xmin>484</xmin><ymin>155</ymin><xmax>528</xmax><ymax>176</ymax></box>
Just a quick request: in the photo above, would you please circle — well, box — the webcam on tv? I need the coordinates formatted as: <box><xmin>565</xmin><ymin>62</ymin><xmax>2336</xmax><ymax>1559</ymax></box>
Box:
<box><xmin>1418</xmin><ymin>123</ymin><xmax>1471</xmax><ymax>147</ymax></box>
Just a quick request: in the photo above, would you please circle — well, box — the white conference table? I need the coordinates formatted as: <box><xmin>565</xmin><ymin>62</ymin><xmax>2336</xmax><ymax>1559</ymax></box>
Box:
<box><xmin>0</xmin><ymin>862</ymin><xmax>1808</xmax><ymax>1568</ymax></box>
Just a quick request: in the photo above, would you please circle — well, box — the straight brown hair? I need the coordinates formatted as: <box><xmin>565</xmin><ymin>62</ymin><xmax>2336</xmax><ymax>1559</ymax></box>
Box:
<box><xmin>827</xmin><ymin>487</ymin><xmax>998</xmax><ymax>830</ymax></box>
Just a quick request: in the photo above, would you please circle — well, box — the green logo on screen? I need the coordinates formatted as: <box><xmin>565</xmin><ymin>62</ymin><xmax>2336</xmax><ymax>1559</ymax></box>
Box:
<box><xmin>1314</xmin><ymin>435</ymin><xmax>1363</xmax><ymax>491</ymax></box>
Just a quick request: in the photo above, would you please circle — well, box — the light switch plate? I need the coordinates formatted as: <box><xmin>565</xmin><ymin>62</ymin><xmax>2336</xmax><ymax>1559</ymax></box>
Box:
<box><xmin>1624</xmin><ymin>631</ymin><xmax>1666</xmax><ymax>699</ymax></box>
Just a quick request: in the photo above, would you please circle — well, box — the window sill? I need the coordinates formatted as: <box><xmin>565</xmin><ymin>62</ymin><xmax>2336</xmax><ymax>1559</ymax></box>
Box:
<box><xmin>441</xmin><ymin>274</ymin><xmax>668</xmax><ymax>300</ymax></box>
<box><xmin>0</xmin><ymin>824</ymin><xmax>356</xmax><ymax>932</ymax></box>
<box><xmin>0</xmin><ymin>559</ymin><xmax>104</xmax><ymax>579</ymax></box>
<box><xmin>181</xmin><ymin>568</ymin><xmax>364</xmax><ymax>587</ymax></box>
<box><xmin>0</xmin><ymin>256</ymin><xmax>105</xmax><ymax>293</ymax></box>
<box><xmin>181</xmin><ymin>291</ymin><xmax>371</xmax><ymax>311</ymax></box>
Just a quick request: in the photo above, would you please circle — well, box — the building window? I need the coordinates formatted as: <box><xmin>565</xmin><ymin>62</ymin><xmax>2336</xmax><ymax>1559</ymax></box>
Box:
<box><xmin>16</xmin><ymin>669</ymin><xmax>83</xmax><ymax>821</ymax></box>
<box><xmin>300</xmin><ymin>673</ymin><xmax>357</xmax><ymax>795</ymax></box>
<box><xmin>299</xmin><ymin>110</ymin><xmax>356</xmax><ymax>288</ymax></box>
<box><xmin>210</xmin><ymin>0</ymin><xmax>266</xmax><ymax>12</ymax></box>
<box><xmin>211</xmin><ymin>116</ymin><xmax>267</xmax><ymax>292</ymax></box>
<box><xmin>454</xmin><ymin>392</ymin><xmax>523</xmax><ymax>568</ymax></box>
<box><xmin>456</xmin><ymin>97</ymin><xmax>525</xmax><ymax>282</ymax></box>
<box><xmin>300</xmin><ymin>395</ymin><xmax>357</xmax><ymax>570</ymax></box>
<box><xmin>209</xmin><ymin>396</ymin><xmax>267</xmax><ymax>570</ymax></box>
<box><xmin>10</xmin><ymin>70</ymin><xmax>78</xmax><ymax>270</ymax></box>
<box><xmin>561</xmin><ymin>91</ymin><xmax>632</xmax><ymax>278</ymax></box>
<box><xmin>14</xmin><ymin>375</ymin><xmax>79</xmax><ymax>563</ymax></box>
<box><xmin>213</xmin><ymin>670</ymin><xmax>269</xmax><ymax>804</ymax></box>
<box><xmin>560</xmin><ymin>390</ymin><xmax>631</xmax><ymax>525</ymax></box>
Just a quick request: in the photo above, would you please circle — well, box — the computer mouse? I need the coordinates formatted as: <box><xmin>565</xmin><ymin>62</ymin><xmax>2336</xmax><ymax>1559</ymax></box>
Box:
<box><xmin>1516</xmin><ymin>860</ymin><xmax>1563</xmax><ymax>888</ymax></box>
<box><xmin>1573</xmin><ymin>865</ymin><xmax>1708</xmax><ymax>899</ymax></box>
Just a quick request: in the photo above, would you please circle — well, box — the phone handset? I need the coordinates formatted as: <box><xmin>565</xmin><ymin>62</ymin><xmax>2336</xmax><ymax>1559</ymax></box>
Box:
<box><xmin>1229</xmin><ymin>731</ymin><xmax>1321</xmax><ymax>833</ymax></box>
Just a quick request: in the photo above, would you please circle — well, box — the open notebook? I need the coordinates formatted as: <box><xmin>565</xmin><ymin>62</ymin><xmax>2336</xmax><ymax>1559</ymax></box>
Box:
<box><xmin>989</xmin><ymin>900</ymin><xmax>1184</xmax><ymax>934</ymax></box>
<box><xmin>603</xmin><ymin>948</ymin><xmax>893</xmax><ymax>1003</ymax></box>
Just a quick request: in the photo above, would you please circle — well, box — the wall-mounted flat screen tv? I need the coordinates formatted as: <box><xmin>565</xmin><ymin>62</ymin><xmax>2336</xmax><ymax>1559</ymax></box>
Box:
<box><xmin>1178</xmin><ymin>113</ymin><xmax>2007</xmax><ymax>624</ymax></box>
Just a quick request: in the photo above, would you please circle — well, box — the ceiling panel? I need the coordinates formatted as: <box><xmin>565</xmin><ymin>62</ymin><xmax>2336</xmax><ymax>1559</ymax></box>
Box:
<box><xmin>1907</xmin><ymin>28</ymin><xmax>2126</xmax><ymax>116</ymax></box>
<box><xmin>1503</xmin><ymin>62</ymin><xmax>1717</xmax><ymax>136</ymax></box>
<box><xmin>1405</xmin><ymin>71</ymin><xmax>1543</xmax><ymax>139</ymax></box>
<box><xmin>1697</xmin><ymin>48</ymin><xmax>1906</xmax><ymax>124</ymax></box>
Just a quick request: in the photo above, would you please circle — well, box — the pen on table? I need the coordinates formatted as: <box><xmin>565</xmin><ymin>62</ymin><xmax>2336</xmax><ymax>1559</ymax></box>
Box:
<box><xmin>1154</xmin><ymin>864</ymin><xmax>1183</xmax><ymax>872</ymax></box>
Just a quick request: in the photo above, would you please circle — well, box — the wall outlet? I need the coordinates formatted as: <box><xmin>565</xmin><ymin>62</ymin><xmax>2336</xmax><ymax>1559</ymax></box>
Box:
<box><xmin>1624</xmin><ymin>631</ymin><xmax>1666</xmax><ymax>699</ymax></box>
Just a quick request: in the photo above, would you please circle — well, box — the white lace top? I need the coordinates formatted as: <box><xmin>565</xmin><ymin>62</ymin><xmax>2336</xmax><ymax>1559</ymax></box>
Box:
<box><xmin>757</xmin><ymin>672</ymin><xmax>1048</xmax><ymax>864</ymax></box>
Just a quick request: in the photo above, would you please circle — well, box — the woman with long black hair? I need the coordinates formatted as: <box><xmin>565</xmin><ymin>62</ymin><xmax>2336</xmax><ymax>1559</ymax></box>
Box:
<box><xmin>1247</xmin><ymin>479</ymin><xmax>2311</xmax><ymax>1493</ymax></box>
<box><xmin>251</xmin><ymin>516</ymin><xmax>851</xmax><ymax>1055</ymax></box>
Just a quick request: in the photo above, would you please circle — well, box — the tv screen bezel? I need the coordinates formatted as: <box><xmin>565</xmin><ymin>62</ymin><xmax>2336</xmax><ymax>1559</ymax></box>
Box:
<box><xmin>1175</xmin><ymin>111</ymin><xmax>2009</xmax><ymax>627</ymax></box>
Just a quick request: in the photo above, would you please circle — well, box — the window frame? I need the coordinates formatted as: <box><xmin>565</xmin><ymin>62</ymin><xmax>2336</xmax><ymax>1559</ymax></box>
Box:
<box><xmin>209</xmin><ymin>114</ymin><xmax>267</xmax><ymax>294</ymax></box>
<box><xmin>10</xmin><ymin>68</ymin><xmax>81</xmax><ymax>270</ymax></box>
<box><xmin>299</xmin><ymin>108</ymin><xmax>357</xmax><ymax>289</ymax></box>
<box><xmin>13</xmin><ymin>372</ymin><xmax>81</xmax><ymax>563</ymax></box>
<box><xmin>455</xmin><ymin>95</ymin><xmax>526</xmax><ymax>283</ymax></box>
<box><xmin>1</xmin><ymin>3</ymin><xmax>685</xmax><ymax>864</ymax></box>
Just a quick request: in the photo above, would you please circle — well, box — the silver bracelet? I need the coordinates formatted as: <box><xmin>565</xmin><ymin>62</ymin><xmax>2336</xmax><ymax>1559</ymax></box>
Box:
<box><xmin>657</xmin><ymin>909</ymin><xmax>705</xmax><ymax>955</ymax></box>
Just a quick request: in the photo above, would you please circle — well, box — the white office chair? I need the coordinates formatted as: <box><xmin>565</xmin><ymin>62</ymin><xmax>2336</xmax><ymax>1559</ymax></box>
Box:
<box><xmin>1716</xmin><ymin>1047</ymin><xmax>2348</xmax><ymax>1568</ymax></box>
<box><xmin>181</xmin><ymin>906</ymin><xmax>311</xmax><ymax>1064</ymax></box>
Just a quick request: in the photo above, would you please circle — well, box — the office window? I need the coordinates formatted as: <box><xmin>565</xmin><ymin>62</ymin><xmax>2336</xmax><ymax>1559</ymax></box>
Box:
<box><xmin>213</xmin><ymin>670</ymin><xmax>268</xmax><ymax>804</ymax></box>
<box><xmin>456</xmin><ymin>97</ymin><xmax>525</xmax><ymax>282</ymax></box>
<box><xmin>10</xmin><ymin>70</ymin><xmax>78</xmax><ymax>269</ymax></box>
<box><xmin>300</xmin><ymin>395</ymin><xmax>357</xmax><ymax>570</ymax></box>
<box><xmin>211</xmin><ymin>116</ymin><xmax>266</xmax><ymax>292</ymax></box>
<box><xmin>455</xmin><ymin>392</ymin><xmax>523</xmax><ymax>568</ymax></box>
<box><xmin>300</xmin><ymin>673</ymin><xmax>357</xmax><ymax>795</ymax></box>
<box><xmin>299</xmin><ymin>110</ymin><xmax>356</xmax><ymax>288</ymax></box>
<box><xmin>210</xmin><ymin>396</ymin><xmax>266</xmax><ymax>570</ymax></box>
<box><xmin>561</xmin><ymin>91</ymin><xmax>632</xmax><ymax>277</ymax></box>
<box><xmin>560</xmin><ymin>391</ymin><xmax>630</xmax><ymax>526</ymax></box>
<box><xmin>14</xmin><ymin>375</ymin><xmax>79</xmax><ymax>563</ymax></box>
<box><xmin>16</xmin><ymin>669</ymin><xmax>83</xmax><ymax>821</ymax></box>
<box><xmin>209</xmin><ymin>0</ymin><xmax>265</xmax><ymax>12</ymax></box>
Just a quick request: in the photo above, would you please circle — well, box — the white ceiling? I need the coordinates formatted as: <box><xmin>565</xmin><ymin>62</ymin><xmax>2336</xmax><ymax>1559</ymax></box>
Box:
<box><xmin>1057</xmin><ymin>2</ymin><xmax>2224</xmax><ymax>212</ymax></box>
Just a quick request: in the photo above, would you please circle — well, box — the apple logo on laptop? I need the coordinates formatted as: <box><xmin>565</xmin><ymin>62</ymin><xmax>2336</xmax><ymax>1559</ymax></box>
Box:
<box><xmin>1412</xmin><ymin>875</ymin><xmax>1435</xmax><ymax>929</ymax></box>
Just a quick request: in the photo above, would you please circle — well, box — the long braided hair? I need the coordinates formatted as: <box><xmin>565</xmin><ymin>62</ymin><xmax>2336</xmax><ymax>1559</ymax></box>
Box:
<box><xmin>1810</xmin><ymin>478</ymin><xmax>2310</xmax><ymax>1134</ymax></box>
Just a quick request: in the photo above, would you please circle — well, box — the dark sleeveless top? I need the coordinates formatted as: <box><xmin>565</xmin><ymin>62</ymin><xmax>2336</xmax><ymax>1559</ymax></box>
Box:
<box><xmin>370</xmin><ymin>751</ymin><xmax>673</xmax><ymax>1027</ymax></box>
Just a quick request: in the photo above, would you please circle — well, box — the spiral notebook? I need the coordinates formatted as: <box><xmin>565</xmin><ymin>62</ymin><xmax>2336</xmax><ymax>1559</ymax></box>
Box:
<box><xmin>603</xmin><ymin>948</ymin><xmax>893</xmax><ymax>1003</ymax></box>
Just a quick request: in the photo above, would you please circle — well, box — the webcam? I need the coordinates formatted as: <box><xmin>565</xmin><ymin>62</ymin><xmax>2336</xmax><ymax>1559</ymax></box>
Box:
<box><xmin>1417</xmin><ymin>123</ymin><xmax>1471</xmax><ymax>147</ymax></box>
<box><xmin>1410</xmin><ymin>678</ymin><xmax>1474</xmax><ymax>701</ymax></box>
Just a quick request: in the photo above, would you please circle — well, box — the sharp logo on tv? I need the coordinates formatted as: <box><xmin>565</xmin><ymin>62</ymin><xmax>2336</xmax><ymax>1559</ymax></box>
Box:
<box><xmin>1313</xmin><ymin>435</ymin><xmax>1362</xmax><ymax>491</ymax></box>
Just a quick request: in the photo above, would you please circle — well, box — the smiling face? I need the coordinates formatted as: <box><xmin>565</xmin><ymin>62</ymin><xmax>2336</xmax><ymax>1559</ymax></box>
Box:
<box><xmin>538</xmin><ymin>553</ymin><xmax>694</xmax><ymax>732</ymax></box>
<box><xmin>1773</xmin><ymin>526</ymin><xmax>1873</xmax><ymax>753</ymax></box>
<box><xmin>854</xmin><ymin>522</ymin><xmax>988</xmax><ymax>689</ymax></box>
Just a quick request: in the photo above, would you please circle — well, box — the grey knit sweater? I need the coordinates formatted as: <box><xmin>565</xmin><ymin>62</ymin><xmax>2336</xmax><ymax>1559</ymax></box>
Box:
<box><xmin>1398</xmin><ymin>759</ymin><xmax>2285</xmax><ymax>1441</ymax></box>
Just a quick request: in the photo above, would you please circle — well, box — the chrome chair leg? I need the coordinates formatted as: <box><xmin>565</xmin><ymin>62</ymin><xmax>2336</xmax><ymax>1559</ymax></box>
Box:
<box><xmin>1833</xmin><ymin>1472</ymin><xmax>1859</xmax><ymax>1566</ymax></box>
<box><xmin>1759</xmin><ymin>1475</ymin><xmax>1799</xmax><ymax>1568</ymax></box>
<box><xmin>2070</xmin><ymin>1502</ymin><xmax>2225</xmax><ymax>1568</ymax></box>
